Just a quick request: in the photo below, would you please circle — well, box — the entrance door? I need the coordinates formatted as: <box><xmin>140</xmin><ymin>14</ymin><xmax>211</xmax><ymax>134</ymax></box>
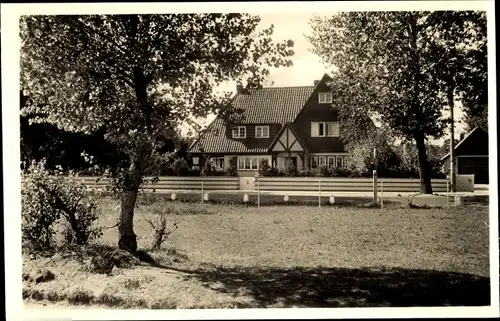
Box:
<box><xmin>290</xmin><ymin>157</ymin><xmax>297</xmax><ymax>169</ymax></box>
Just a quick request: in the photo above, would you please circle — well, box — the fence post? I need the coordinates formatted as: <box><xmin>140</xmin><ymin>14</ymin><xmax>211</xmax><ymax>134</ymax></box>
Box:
<box><xmin>318</xmin><ymin>179</ymin><xmax>321</xmax><ymax>208</ymax></box>
<box><xmin>373</xmin><ymin>170</ymin><xmax>378</xmax><ymax>205</ymax></box>
<box><xmin>381</xmin><ymin>181</ymin><xmax>384</xmax><ymax>209</ymax></box>
<box><xmin>446</xmin><ymin>180</ymin><xmax>450</xmax><ymax>210</ymax></box>
<box><xmin>201</xmin><ymin>179</ymin><xmax>204</xmax><ymax>204</ymax></box>
<box><xmin>257</xmin><ymin>177</ymin><xmax>260</xmax><ymax>209</ymax></box>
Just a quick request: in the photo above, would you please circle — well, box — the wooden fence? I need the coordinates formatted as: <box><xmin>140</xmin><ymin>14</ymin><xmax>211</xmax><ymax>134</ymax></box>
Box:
<box><xmin>77</xmin><ymin>176</ymin><xmax>240</xmax><ymax>191</ymax></box>
<box><xmin>254</xmin><ymin>177</ymin><xmax>449</xmax><ymax>193</ymax></box>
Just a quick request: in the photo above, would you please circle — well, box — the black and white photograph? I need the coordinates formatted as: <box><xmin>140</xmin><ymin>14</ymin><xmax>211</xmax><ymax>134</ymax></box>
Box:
<box><xmin>2</xmin><ymin>1</ymin><xmax>498</xmax><ymax>319</ymax></box>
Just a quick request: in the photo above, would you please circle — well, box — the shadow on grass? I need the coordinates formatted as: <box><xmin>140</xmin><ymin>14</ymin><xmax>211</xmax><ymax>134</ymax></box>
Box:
<box><xmin>177</xmin><ymin>266</ymin><xmax>490</xmax><ymax>308</ymax></box>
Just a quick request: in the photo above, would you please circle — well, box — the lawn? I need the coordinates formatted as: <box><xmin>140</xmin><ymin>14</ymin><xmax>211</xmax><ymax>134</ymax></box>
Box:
<box><xmin>23</xmin><ymin>195</ymin><xmax>491</xmax><ymax>309</ymax></box>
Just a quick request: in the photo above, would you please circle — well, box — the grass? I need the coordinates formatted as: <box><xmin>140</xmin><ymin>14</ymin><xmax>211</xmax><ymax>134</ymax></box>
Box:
<box><xmin>23</xmin><ymin>195</ymin><xmax>491</xmax><ymax>309</ymax></box>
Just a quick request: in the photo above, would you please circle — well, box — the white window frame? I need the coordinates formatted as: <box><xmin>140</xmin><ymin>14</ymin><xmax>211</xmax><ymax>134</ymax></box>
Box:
<box><xmin>312</xmin><ymin>155</ymin><xmax>345</xmax><ymax>169</ymax></box>
<box><xmin>214</xmin><ymin>157</ymin><xmax>224</xmax><ymax>170</ymax></box>
<box><xmin>327</xmin><ymin>156</ymin><xmax>336</xmax><ymax>168</ymax></box>
<box><xmin>336</xmin><ymin>156</ymin><xmax>344</xmax><ymax>168</ymax></box>
<box><xmin>255</xmin><ymin>125</ymin><xmax>270</xmax><ymax>138</ymax></box>
<box><xmin>237</xmin><ymin>155</ymin><xmax>271</xmax><ymax>171</ymax></box>
<box><xmin>232</xmin><ymin>126</ymin><xmax>246</xmax><ymax>138</ymax></box>
<box><xmin>318</xmin><ymin>92</ymin><xmax>333</xmax><ymax>104</ymax></box>
<box><xmin>311</xmin><ymin>156</ymin><xmax>318</xmax><ymax>169</ymax></box>
<box><xmin>318</xmin><ymin>156</ymin><xmax>327</xmax><ymax>167</ymax></box>
<box><xmin>311</xmin><ymin>121</ymin><xmax>340</xmax><ymax>137</ymax></box>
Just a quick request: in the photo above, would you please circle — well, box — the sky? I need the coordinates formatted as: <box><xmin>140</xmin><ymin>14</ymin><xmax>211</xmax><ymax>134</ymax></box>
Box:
<box><xmin>185</xmin><ymin>13</ymin><xmax>466</xmax><ymax>144</ymax></box>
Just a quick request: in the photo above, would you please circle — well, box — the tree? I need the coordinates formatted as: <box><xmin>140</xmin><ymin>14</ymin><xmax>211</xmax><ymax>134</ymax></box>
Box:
<box><xmin>21</xmin><ymin>14</ymin><xmax>294</xmax><ymax>253</ymax></box>
<box><xmin>21</xmin><ymin>91</ymin><xmax>130</xmax><ymax>173</ymax></box>
<box><xmin>309</xmin><ymin>11</ymin><xmax>486</xmax><ymax>194</ymax></box>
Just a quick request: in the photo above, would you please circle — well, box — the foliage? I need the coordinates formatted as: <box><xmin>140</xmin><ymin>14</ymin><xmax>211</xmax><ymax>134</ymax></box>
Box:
<box><xmin>21</xmin><ymin>160</ymin><xmax>102</xmax><ymax>251</ymax></box>
<box><xmin>308</xmin><ymin>11</ymin><xmax>486</xmax><ymax>193</ymax></box>
<box><xmin>20</xmin><ymin>14</ymin><xmax>294</xmax><ymax>252</ymax></box>
<box><xmin>224</xmin><ymin>157</ymin><xmax>238</xmax><ymax>177</ymax></box>
<box><xmin>283</xmin><ymin>158</ymin><xmax>298</xmax><ymax>177</ymax></box>
<box><xmin>258</xmin><ymin>158</ymin><xmax>273</xmax><ymax>177</ymax></box>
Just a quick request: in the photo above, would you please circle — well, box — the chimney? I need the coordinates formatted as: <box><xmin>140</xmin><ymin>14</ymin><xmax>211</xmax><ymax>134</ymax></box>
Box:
<box><xmin>236</xmin><ymin>84</ymin><xmax>244</xmax><ymax>93</ymax></box>
<box><xmin>459</xmin><ymin>132</ymin><xmax>466</xmax><ymax>141</ymax></box>
<box><xmin>313</xmin><ymin>80</ymin><xmax>320</xmax><ymax>86</ymax></box>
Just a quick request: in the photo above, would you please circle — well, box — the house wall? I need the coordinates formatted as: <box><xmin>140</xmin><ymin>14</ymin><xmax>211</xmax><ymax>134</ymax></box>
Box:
<box><xmin>291</xmin><ymin>81</ymin><xmax>346</xmax><ymax>153</ymax></box>
<box><xmin>276</xmin><ymin>152</ymin><xmax>305</xmax><ymax>170</ymax></box>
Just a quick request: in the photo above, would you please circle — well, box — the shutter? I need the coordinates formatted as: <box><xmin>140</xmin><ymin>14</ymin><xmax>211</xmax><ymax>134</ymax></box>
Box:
<box><xmin>327</xmin><ymin>122</ymin><xmax>339</xmax><ymax>137</ymax></box>
<box><xmin>311</xmin><ymin>122</ymin><xmax>318</xmax><ymax>137</ymax></box>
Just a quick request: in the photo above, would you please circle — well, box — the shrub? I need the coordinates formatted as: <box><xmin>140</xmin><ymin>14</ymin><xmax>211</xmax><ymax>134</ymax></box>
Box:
<box><xmin>170</xmin><ymin>158</ymin><xmax>191</xmax><ymax>176</ymax></box>
<box><xmin>317</xmin><ymin>165</ymin><xmax>330</xmax><ymax>177</ymax></box>
<box><xmin>21</xmin><ymin>160</ymin><xmax>102</xmax><ymax>251</ymax></box>
<box><xmin>22</xmin><ymin>162</ymin><xmax>61</xmax><ymax>250</ymax></box>
<box><xmin>258</xmin><ymin>158</ymin><xmax>272</xmax><ymax>177</ymax></box>
<box><xmin>283</xmin><ymin>158</ymin><xmax>298</xmax><ymax>177</ymax></box>
<box><xmin>143</xmin><ymin>211</ymin><xmax>179</xmax><ymax>250</ymax></box>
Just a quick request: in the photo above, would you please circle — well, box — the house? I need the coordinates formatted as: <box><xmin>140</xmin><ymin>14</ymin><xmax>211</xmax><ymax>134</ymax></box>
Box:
<box><xmin>440</xmin><ymin>126</ymin><xmax>489</xmax><ymax>184</ymax></box>
<box><xmin>189</xmin><ymin>74</ymin><xmax>348</xmax><ymax>176</ymax></box>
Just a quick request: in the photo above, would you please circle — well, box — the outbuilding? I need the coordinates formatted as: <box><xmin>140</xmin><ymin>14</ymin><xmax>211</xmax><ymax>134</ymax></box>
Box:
<box><xmin>440</xmin><ymin>126</ymin><xmax>489</xmax><ymax>184</ymax></box>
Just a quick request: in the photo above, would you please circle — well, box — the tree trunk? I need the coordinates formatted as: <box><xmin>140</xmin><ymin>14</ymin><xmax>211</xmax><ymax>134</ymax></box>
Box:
<box><xmin>117</xmin><ymin>64</ymin><xmax>153</xmax><ymax>254</ymax></box>
<box><xmin>414</xmin><ymin>134</ymin><xmax>433</xmax><ymax>194</ymax></box>
<box><xmin>118</xmin><ymin>164</ymin><xmax>141</xmax><ymax>253</ymax></box>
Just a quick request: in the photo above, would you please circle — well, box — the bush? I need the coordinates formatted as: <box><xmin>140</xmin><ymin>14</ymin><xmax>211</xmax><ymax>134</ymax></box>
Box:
<box><xmin>21</xmin><ymin>160</ymin><xmax>102</xmax><ymax>251</ymax></box>
<box><xmin>283</xmin><ymin>158</ymin><xmax>298</xmax><ymax>177</ymax></box>
<box><xmin>258</xmin><ymin>158</ymin><xmax>272</xmax><ymax>177</ymax></box>
<box><xmin>225</xmin><ymin>158</ymin><xmax>238</xmax><ymax>177</ymax></box>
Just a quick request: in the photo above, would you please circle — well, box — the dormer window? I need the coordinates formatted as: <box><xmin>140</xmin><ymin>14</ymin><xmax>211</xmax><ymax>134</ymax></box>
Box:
<box><xmin>232</xmin><ymin>126</ymin><xmax>246</xmax><ymax>138</ymax></box>
<box><xmin>255</xmin><ymin>126</ymin><xmax>269</xmax><ymax>138</ymax></box>
<box><xmin>318</xmin><ymin>92</ymin><xmax>333</xmax><ymax>104</ymax></box>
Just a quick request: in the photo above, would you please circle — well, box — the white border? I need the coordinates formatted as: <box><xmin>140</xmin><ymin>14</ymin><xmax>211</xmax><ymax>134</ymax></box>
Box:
<box><xmin>2</xmin><ymin>1</ymin><xmax>498</xmax><ymax>320</ymax></box>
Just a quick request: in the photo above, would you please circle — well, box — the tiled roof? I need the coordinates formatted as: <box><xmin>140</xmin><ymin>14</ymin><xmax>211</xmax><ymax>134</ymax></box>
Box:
<box><xmin>231</xmin><ymin>86</ymin><xmax>314</xmax><ymax>124</ymax></box>
<box><xmin>189</xmin><ymin>118</ymin><xmax>269</xmax><ymax>154</ymax></box>
<box><xmin>190</xmin><ymin>86</ymin><xmax>315</xmax><ymax>154</ymax></box>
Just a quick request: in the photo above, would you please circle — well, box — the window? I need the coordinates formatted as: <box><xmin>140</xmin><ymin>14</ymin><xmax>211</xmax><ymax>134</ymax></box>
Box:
<box><xmin>318</xmin><ymin>92</ymin><xmax>333</xmax><ymax>104</ymax></box>
<box><xmin>310</xmin><ymin>156</ymin><xmax>318</xmax><ymax>169</ymax></box>
<box><xmin>327</xmin><ymin>156</ymin><xmax>335</xmax><ymax>168</ymax></box>
<box><xmin>255</xmin><ymin>126</ymin><xmax>269</xmax><ymax>138</ymax></box>
<box><xmin>336</xmin><ymin>156</ymin><xmax>344</xmax><ymax>168</ymax></box>
<box><xmin>251</xmin><ymin>158</ymin><xmax>258</xmax><ymax>170</ymax></box>
<box><xmin>214</xmin><ymin>157</ymin><xmax>224</xmax><ymax>170</ymax></box>
<box><xmin>311</xmin><ymin>121</ymin><xmax>340</xmax><ymax>137</ymax></box>
<box><xmin>232</xmin><ymin>126</ymin><xmax>246</xmax><ymax>138</ymax></box>
<box><xmin>237</xmin><ymin>156</ymin><xmax>271</xmax><ymax>170</ymax></box>
<box><xmin>311</xmin><ymin>155</ymin><xmax>346</xmax><ymax>169</ymax></box>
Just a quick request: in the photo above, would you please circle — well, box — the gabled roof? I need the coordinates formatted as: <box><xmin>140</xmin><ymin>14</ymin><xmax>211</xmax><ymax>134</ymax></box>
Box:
<box><xmin>267</xmin><ymin>122</ymin><xmax>308</xmax><ymax>153</ymax></box>
<box><xmin>189</xmin><ymin>77</ymin><xmax>333</xmax><ymax>154</ymax></box>
<box><xmin>230</xmin><ymin>86</ymin><xmax>314</xmax><ymax>124</ymax></box>
<box><xmin>440</xmin><ymin>126</ymin><xmax>488</xmax><ymax>161</ymax></box>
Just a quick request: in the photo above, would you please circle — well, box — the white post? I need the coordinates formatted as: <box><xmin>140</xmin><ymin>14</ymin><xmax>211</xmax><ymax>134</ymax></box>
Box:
<box><xmin>373</xmin><ymin>170</ymin><xmax>378</xmax><ymax>205</ymax></box>
<box><xmin>381</xmin><ymin>181</ymin><xmax>384</xmax><ymax>209</ymax></box>
<box><xmin>257</xmin><ymin>178</ymin><xmax>260</xmax><ymax>209</ymax></box>
<box><xmin>318</xmin><ymin>179</ymin><xmax>322</xmax><ymax>208</ymax></box>
<box><xmin>201</xmin><ymin>180</ymin><xmax>204</xmax><ymax>204</ymax></box>
<box><xmin>446</xmin><ymin>180</ymin><xmax>450</xmax><ymax>210</ymax></box>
